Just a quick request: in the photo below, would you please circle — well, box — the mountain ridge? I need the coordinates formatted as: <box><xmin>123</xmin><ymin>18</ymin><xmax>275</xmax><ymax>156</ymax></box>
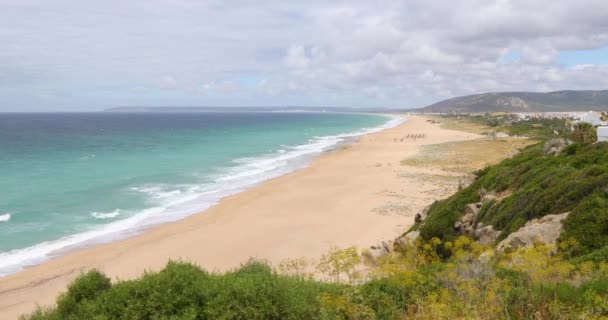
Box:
<box><xmin>421</xmin><ymin>90</ymin><xmax>608</xmax><ymax>113</ymax></box>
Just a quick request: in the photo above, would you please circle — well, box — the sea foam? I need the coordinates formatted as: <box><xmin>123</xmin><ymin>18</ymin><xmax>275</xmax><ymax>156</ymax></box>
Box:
<box><xmin>0</xmin><ymin>114</ymin><xmax>405</xmax><ymax>277</ymax></box>
<box><xmin>0</xmin><ymin>213</ymin><xmax>11</xmax><ymax>222</ymax></box>
<box><xmin>91</xmin><ymin>210</ymin><xmax>122</xmax><ymax>219</ymax></box>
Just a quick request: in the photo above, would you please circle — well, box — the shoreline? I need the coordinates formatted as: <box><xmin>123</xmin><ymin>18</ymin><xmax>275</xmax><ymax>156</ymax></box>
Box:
<box><xmin>0</xmin><ymin>115</ymin><xmax>482</xmax><ymax>319</ymax></box>
<box><xmin>0</xmin><ymin>113</ymin><xmax>402</xmax><ymax>278</ymax></box>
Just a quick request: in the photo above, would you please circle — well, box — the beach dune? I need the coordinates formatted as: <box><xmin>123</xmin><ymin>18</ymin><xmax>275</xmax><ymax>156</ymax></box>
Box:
<box><xmin>0</xmin><ymin>115</ymin><xmax>482</xmax><ymax>319</ymax></box>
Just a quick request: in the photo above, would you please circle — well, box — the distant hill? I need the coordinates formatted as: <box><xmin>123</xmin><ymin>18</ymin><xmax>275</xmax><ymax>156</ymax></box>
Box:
<box><xmin>104</xmin><ymin>106</ymin><xmax>392</xmax><ymax>113</ymax></box>
<box><xmin>420</xmin><ymin>90</ymin><xmax>608</xmax><ymax>113</ymax></box>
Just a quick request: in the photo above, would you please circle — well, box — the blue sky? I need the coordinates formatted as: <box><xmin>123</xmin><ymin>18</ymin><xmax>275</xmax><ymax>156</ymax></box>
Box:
<box><xmin>559</xmin><ymin>47</ymin><xmax>608</xmax><ymax>66</ymax></box>
<box><xmin>1</xmin><ymin>0</ymin><xmax>608</xmax><ymax>111</ymax></box>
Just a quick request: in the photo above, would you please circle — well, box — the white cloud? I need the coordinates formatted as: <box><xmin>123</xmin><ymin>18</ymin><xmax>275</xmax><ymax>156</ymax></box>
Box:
<box><xmin>1</xmin><ymin>0</ymin><xmax>608</xmax><ymax>110</ymax></box>
<box><xmin>157</xmin><ymin>75</ymin><xmax>177</xmax><ymax>89</ymax></box>
<box><xmin>284</xmin><ymin>45</ymin><xmax>311</xmax><ymax>69</ymax></box>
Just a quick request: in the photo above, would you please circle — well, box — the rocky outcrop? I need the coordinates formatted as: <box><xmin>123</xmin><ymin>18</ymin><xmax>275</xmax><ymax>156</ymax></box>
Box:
<box><xmin>453</xmin><ymin>189</ymin><xmax>503</xmax><ymax>244</ymax></box>
<box><xmin>475</xmin><ymin>224</ymin><xmax>501</xmax><ymax>245</ymax></box>
<box><xmin>367</xmin><ymin>229</ymin><xmax>422</xmax><ymax>263</ymax></box>
<box><xmin>497</xmin><ymin>212</ymin><xmax>570</xmax><ymax>250</ymax></box>
<box><xmin>404</xmin><ymin>230</ymin><xmax>420</xmax><ymax>241</ymax></box>
<box><xmin>543</xmin><ymin>138</ymin><xmax>573</xmax><ymax>156</ymax></box>
<box><xmin>368</xmin><ymin>202</ymin><xmax>435</xmax><ymax>262</ymax></box>
<box><xmin>454</xmin><ymin>202</ymin><xmax>482</xmax><ymax>237</ymax></box>
<box><xmin>481</xmin><ymin>193</ymin><xmax>497</xmax><ymax>205</ymax></box>
<box><xmin>414</xmin><ymin>204</ymin><xmax>432</xmax><ymax>224</ymax></box>
<box><xmin>365</xmin><ymin>247</ymin><xmax>388</xmax><ymax>261</ymax></box>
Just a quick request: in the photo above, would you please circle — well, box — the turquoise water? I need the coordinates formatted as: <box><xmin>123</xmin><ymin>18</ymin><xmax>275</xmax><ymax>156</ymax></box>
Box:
<box><xmin>0</xmin><ymin>112</ymin><xmax>400</xmax><ymax>276</ymax></box>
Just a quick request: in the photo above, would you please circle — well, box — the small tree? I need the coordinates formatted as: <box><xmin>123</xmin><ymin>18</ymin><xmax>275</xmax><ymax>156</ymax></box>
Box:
<box><xmin>55</xmin><ymin>269</ymin><xmax>111</xmax><ymax>317</ymax></box>
<box><xmin>317</xmin><ymin>246</ymin><xmax>361</xmax><ymax>282</ymax></box>
<box><xmin>277</xmin><ymin>257</ymin><xmax>312</xmax><ymax>279</ymax></box>
<box><xmin>571</xmin><ymin>122</ymin><xmax>597</xmax><ymax>145</ymax></box>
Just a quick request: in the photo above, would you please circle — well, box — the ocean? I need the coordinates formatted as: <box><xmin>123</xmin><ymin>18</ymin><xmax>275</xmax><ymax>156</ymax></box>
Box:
<box><xmin>0</xmin><ymin>111</ymin><xmax>401</xmax><ymax>276</ymax></box>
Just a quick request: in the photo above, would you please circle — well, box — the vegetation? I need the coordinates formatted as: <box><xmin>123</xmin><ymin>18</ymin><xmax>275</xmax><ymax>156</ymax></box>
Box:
<box><xmin>438</xmin><ymin>113</ymin><xmax>569</xmax><ymax>140</ymax></box>
<box><xmin>24</xmin><ymin>237</ymin><xmax>608</xmax><ymax>320</ymax></box>
<box><xmin>571</xmin><ymin>122</ymin><xmax>598</xmax><ymax>145</ymax></box>
<box><xmin>23</xmin><ymin>115</ymin><xmax>608</xmax><ymax>319</ymax></box>
<box><xmin>421</xmin><ymin>90</ymin><xmax>608</xmax><ymax>113</ymax></box>
<box><xmin>415</xmin><ymin>119</ymin><xmax>607</xmax><ymax>256</ymax></box>
<box><xmin>25</xmin><ymin>260</ymin><xmax>344</xmax><ymax>320</ymax></box>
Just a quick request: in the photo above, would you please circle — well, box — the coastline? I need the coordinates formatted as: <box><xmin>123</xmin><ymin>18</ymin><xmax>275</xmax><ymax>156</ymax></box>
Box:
<box><xmin>0</xmin><ymin>115</ymin><xmax>482</xmax><ymax>319</ymax></box>
<box><xmin>0</xmin><ymin>112</ymin><xmax>400</xmax><ymax>277</ymax></box>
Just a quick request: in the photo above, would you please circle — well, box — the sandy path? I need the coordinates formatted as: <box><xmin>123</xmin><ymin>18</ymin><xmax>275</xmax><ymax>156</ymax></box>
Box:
<box><xmin>0</xmin><ymin>115</ymin><xmax>482</xmax><ymax>319</ymax></box>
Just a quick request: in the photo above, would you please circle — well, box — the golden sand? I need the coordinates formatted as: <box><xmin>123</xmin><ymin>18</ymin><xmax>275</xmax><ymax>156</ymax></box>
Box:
<box><xmin>0</xmin><ymin>115</ymin><xmax>492</xmax><ymax>319</ymax></box>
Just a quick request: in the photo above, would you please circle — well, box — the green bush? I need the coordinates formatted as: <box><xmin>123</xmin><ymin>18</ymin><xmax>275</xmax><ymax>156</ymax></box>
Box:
<box><xmin>416</xmin><ymin>142</ymin><xmax>608</xmax><ymax>256</ymax></box>
<box><xmin>54</xmin><ymin>269</ymin><xmax>111</xmax><ymax>319</ymax></box>
<box><xmin>24</xmin><ymin>261</ymin><xmax>343</xmax><ymax>320</ymax></box>
<box><xmin>570</xmin><ymin>246</ymin><xmax>608</xmax><ymax>264</ymax></box>
<box><xmin>561</xmin><ymin>192</ymin><xmax>608</xmax><ymax>255</ymax></box>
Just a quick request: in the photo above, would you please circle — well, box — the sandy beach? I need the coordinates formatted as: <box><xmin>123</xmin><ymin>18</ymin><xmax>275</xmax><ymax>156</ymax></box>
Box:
<box><xmin>0</xmin><ymin>115</ymin><xmax>489</xmax><ymax>319</ymax></box>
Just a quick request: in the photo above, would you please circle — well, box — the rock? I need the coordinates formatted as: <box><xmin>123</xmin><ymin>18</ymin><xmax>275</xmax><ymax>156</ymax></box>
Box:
<box><xmin>479</xmin><ymin>186</ymin><xmax>488</xmax><ymax>198</ymax></box>
<box><xmin>414</xmin><ymin>204</ymin><xmax>432</xmax><ymax>224</ymax></box>
<box><xmin>382</xmin><ymin>241</ymin><xmax>391</xmax><ymax>253</ymax></box>
<box><xmin>394</xmin><ymin>237</ymin><xmax>407</xmax><ymax>249</ymax></box>
<box><xmin>465</xmin><ymin>203</ymin><xmax>480</xmax><ymax>216</ymax></box>
<box><xmin>456</xmin><ymin>203</ymin><xmax>481</xmax><ymax>233</ymax></box>
<box><xmin>421</xmin><ymin>204</ymin><xmax>431</xmax><ymax>219</ymax></box>
<box><xmin>395</xmin><ymin>231</ymin><xmax>418</xmax><ymax>249</ymax></box>
<box><xmin>404</xmin><ymin>230</ymin><xmax>420</xmax><ymax>241</ymax></box>
<box><xmin>476</xmin><ymin>225</ymin><xmax>501</xmax><ymax>245</ymax></box>
<box><xmin>481</xmin><ymin>194</ymin><xmax>497</xmax><ymax>205</ymax></box>
<box><xmin>366</xmin><ymin>240</ymin><xmax>393</xmax><ymax>262</ymax></box>
<box><xmin>497</xmin><ymin>212</ymin><xmax>570</xmax><ymax>250</ymax></box>
<box><xmin>543</xmin><ymin>138</ymin><xmax>573</xmax><ymax>156</ymax></box>
<box><xmin>461</xmin><ymin>212</ymin><xmax>476</xmax><ymax>225</ymax></box>
<box><xmin>464</xmin><ymin>224</ymin><xmax>476</xmax><ymax>237</ymax></box>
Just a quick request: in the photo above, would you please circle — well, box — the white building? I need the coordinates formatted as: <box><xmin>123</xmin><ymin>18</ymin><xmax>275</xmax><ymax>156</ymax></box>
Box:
<box><xmin>598</xmin><ymin>127</ymin><xmax>608</xmax><ymax>142</ymax></box>
<box><xmin>580</xmin><ymin>111</ymin><xmax>606</xmax><ymax>126</ymax></box>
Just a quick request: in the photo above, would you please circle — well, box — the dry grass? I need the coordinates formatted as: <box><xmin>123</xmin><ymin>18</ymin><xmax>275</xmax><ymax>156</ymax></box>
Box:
<box><xmin>429</xmin><ymin>116</ymin><xmax>490</xmax><ymax>134</ymax></box>
<box><xmin>404</xmin><ymin>116</ymin><xmax>535</xmax><ymax>173</ymax></box>
<box><xmin>401</xmin><ymin>137</ymin><xmax>534</xmax><ymax>173</ymax></box>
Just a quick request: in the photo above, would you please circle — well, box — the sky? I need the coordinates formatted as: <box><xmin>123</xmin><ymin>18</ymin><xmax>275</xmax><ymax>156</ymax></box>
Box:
<box><xmin>1</xmin><ymin>0</ymin><xmax>608</xmax><ymax>111</ymax></box>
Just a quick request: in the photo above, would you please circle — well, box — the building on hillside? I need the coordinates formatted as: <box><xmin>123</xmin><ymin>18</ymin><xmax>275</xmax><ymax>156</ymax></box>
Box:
<box><xmin>579</xmin><ymin>111</ymin><xmax>606</xmax><ymax>126</ymax></box>
<box><xmin>598</xmin><ymin>127</ymin><xmax>608</xmax><ymax>142</ymax></box>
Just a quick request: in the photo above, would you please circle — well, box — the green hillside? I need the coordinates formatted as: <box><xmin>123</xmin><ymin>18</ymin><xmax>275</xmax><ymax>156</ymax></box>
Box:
<box><xmin>422</xmin><ymin>90</ymin><xmax>608</xmax><ymax>113</ymax></box>
<box><xmin>413</xmin><ymin>140</ymin><xmax>608</xmax><ymax>256</ymax></box>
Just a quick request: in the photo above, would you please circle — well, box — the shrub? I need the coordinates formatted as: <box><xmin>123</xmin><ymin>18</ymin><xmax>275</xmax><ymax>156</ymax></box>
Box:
<box><xmin>317</xmin><ymin>247</ymin><xmax>361</xmax><ymax>283</ymax></box>
<box><xmin>571</xmin><ymin>122</ymin><xmax>598</xmax><ymax>145</ymax></box>
<box><xmin>54</xmin><ymin>269</ymin><xmax>111</xmax><ymax>318</ymax></box>
<box><xmin>560</xmin><ymin>192</ymin><xmax>608</xmax><ymax>256</ymax></box>
<box><xmin>416</xmin><ymin>142</ymin><xmax>608</xmax><ymax>256</ymax></box>
<box><xmin>23</xmin><ymin>261</ymin><xmax>343</xmax><ymax>320</ymax></box>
